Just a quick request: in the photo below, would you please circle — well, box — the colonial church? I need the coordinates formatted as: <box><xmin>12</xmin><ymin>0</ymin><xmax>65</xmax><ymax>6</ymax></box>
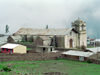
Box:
<box><xmin>13</xmin><ymin>17</ymin><xmax>87</xmax><ymax>48</ymax></box>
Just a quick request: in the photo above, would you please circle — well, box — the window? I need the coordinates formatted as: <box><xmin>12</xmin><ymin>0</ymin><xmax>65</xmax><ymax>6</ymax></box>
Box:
<box><xmin>75</xmin><ymin>26</ymin><xmax>77</xmax><ymax>30</ymax></box>
<box><xmin>70</xmin><ymin>32</ymin><xmax>72</xmax><ymax>36</ymax></box>
<box><xmin>6</xmin><ymin>49</ymin><xmax>8</xmax><ymax>51</ymax></box>
<box><xmin>87</xmin><ymin>40</ymin><xmax>89</xmax><ymax>42</ymax></box>
<box><xmin>82</xmin><ymin>25</ymin><xmax>84</xmax><ymax>30</ymax></box>
<box><xmin>2</xmin><ymin>48</ymin><xmax>4</xmax><ymax>51</ymax></box>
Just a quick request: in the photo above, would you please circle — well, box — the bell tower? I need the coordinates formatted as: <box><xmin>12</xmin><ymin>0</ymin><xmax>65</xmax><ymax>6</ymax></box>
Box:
<box><xmin>71</xmin><ymin>17</ymin><xmax>87</xmax><ymax>48</ymax></box>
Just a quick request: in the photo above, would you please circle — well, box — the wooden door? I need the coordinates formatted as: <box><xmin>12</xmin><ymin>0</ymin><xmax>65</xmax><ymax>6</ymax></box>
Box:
<box><xmin>70</xmin><ymin>39</ymin><xmax>73</xmax><ymax>47</ymax></box>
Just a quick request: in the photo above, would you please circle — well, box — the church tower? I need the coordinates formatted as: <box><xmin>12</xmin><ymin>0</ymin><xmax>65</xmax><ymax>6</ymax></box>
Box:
<box><xmin>71</xmin><ymin>17</ymin><xmax>87</xmax><ymax>48</ymax></box>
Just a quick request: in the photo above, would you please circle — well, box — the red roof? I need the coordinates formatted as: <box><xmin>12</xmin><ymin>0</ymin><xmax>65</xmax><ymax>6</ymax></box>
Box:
<box><xmin>90</xmin><ymin>39</ymin><xmax>95</xmax><ymax>41</ymax></box>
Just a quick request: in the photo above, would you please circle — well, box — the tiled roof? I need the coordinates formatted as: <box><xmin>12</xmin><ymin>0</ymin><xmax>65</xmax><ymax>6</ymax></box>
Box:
<box><xmin>14</xmin><ymin>28</ymin><xmax>72</xmax><ymax>35</ymax></box>
<box><xmin>90</xmin><ymin>39</ymin><xmax>95</xmax><ymax>41</ymax></box>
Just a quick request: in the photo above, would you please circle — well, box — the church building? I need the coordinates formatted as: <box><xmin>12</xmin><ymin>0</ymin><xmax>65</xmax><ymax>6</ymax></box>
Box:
<box><xmin>13</xmin><ymin>17</ymin><xmax>87</xmax><ymax>48</ymax></box>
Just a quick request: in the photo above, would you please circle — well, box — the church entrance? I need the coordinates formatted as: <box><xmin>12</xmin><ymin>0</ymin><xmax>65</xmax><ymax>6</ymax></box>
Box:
<box><xmin>69</xmin><ymin>39</ymin><xmax>73</xmax><ymax>47</ymax></box>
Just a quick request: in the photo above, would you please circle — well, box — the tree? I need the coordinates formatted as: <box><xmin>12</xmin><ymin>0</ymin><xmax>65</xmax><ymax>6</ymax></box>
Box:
<box><xmin>5</xmin><ymin>25</ymin><xmax>9</xmax><ymax>33</ymax></box>
<box><xmin>46</xmin><ymin>25</ymin><xmax>48</xmax><ymax>29</ymax></box>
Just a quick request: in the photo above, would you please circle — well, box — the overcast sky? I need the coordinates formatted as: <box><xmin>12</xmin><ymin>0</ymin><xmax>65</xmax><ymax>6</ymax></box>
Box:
<box><xmin>0</xmin><ymin>0</ymin><xmax>100</xmax><ymax>38</ymax></box>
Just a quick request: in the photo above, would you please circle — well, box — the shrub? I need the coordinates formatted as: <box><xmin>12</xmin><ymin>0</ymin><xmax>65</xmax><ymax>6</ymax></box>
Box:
<box><xmin>57</xmin><ymin>58</ymin><xmax>65</xmax><ymax>60</ymax></box>
<box><xmin>87</xmin><ymin>60</ymin><xmax>91</xmax><ymax>63</ymax></box>
<box><xmin>81</xmin><ymin>45</ymin><xmax>86</xmax><ymax>50</ymax></box>
<box><xmin>3</xmin><ymin>66</ymin><xmax>11</xmax><ymax>72</ymax></box>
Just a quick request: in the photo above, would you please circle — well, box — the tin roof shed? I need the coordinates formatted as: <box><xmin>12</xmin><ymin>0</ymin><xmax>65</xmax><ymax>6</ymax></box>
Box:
<box><xmin>1</xmin><ymin>43</ymin><xmax>20</xmax><ymax>49</ymax></box>
<box><xmin>62</xmin><ymin>50</ymin><xmax>93</xmax><ymax>57</ymax></box>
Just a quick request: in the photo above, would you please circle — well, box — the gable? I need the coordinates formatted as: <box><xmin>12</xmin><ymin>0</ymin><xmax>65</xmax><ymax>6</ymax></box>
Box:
<box><xmin>67</xmin><ymin>28</ymin><xmax>78</xmax><ymax>36</ymax></box>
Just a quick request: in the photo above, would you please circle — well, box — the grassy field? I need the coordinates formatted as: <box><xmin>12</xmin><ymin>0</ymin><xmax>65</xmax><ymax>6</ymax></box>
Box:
<box><xmin>0</xmin><ymin>59</ymin><xmax>100</xmax><ymax>75</ymax></box>
<box><xmin>27</xmin><ymin>48</ymin><xmax>33</xmax><ymax>50</ymax></box>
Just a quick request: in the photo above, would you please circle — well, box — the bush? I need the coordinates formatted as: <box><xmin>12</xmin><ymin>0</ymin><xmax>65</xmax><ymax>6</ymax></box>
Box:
<box><xmin>87</xmin><ymin>60</ymin><xmax>91</xmax><ymax>63</ymax></box>
<box><xmin>57</xmin><ymin>58</ymin><xmax>65</xmax><ymax>60</ymax></box>
<box><xmin>81</xmin><ymin>45</ymin><xmax>86</xmax><ymax>50</ymax></box>
<box><xmin>3</xmin><ymin>66</ymin><xmax>11</xmax><ymax>72</ymax></box>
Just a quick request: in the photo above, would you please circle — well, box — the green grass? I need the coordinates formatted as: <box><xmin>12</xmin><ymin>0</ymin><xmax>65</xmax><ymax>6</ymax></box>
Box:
<box><xmin>87</xmin><ymin>46</ymin><xmax>94</xmax><ymax>48</ymax></box>
<box><xmin>0</xmin><ymin>60</ymin><xmax>100</xmax><ymax>75</ymax></box>
<box><xmin>87</xmin><ymin>45</ymin><xmax>100</xmax><ymax>48</ymax></box>
<box><xmin>27</xmin><ymin>48</ymin><xmax>32</xmax><ymax>50</ymax></box>
<box><xmin>18</xmin><ymin>41</ymin><xmax>33</xmax><ymax>43</ymax></box>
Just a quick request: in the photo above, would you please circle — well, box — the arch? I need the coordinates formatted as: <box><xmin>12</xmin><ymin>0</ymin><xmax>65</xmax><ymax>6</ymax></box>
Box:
<box><xmin>82</xmin><ymin>24</ymin><xmax>84</xmax><ymax>30</ymax></box>
<box><xmin>69</xmin><ymin>39</ymin><xmax>73</xmax><ymax>48</ymax></box>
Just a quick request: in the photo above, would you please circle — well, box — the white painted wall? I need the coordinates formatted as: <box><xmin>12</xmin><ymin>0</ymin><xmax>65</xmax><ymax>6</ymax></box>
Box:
<box><xmin>36</xmin><ymin>47</ymin><xmax>54</xmax><ymax>53</ymax></box>
<box><xmin>43</xmin><ymin>39</ymin><xmax>51</xmax><ymax>46</ymax></box>
<box><xmin>65</xmin><ymin>31</ymin><xmax>78</xmax><ymax>48</ymax></box>
<box><xmin>13</xmin><ymin>45</ymin><xmax>26</xmax><ymax>53</ymax></box>
<box><xmin>80</xmin><ymin>32</ymin><xmax>87</xmax><ymax>47</ymax></box>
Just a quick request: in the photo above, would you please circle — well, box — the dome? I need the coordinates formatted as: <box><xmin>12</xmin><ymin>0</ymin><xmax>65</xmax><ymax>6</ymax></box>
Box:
<box><xmin>74</xmin><ymin>17</ymin><xmax>83</xmax><ymax>24</ymax></box>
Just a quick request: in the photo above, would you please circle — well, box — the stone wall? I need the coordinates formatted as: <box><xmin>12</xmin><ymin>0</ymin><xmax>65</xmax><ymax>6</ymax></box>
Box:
<box><xmin>0</xmin><ymin>52</ymin><xmax>61</xmax><ymax>62</ymax></box>
<box><xmin>89</xmin><ymin>53</ymin><xmax>100</xmax><ymax>59</ymax></box>
<box><xmin>61</xmin><ymin>54</ymin><xmax>88</xmax><ymax>61</ymax></box>
<box><xmin>34</xmin><ymin>36</ymin><xmax>43</xmax><ymax>46</ymax></box>
<box><xmin>87</xmin><ymin>58</ymin><xmax>100</xmax><ymax>64</ymax></box>
<box><xmin>55</xmin><ymin>36</ymin><xmax>65</xmax><ymax>48</ymax></box>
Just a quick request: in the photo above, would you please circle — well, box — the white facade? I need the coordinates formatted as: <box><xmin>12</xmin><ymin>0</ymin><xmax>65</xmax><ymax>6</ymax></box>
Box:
<box><xmin>43</xmin><ymin>40</ymin><xmax>51</xmax><ymax>46</ymax></box>
<box><xmin>14</xmin><ymin>17</ymin><xmax>87</xmax><ymax>49</ymax></box>
<box><xmin>64</xmin><ymin>30</ymin><xmax>78</xmax><ymax>48</ymax></box>
<box><xmin>1</xmin><ymin>43</ymin><xmax>26</xmax><ymax>53</ymax></box>
<box><xmin>36</xmin><ymin>46</ymin><xmax>54</xmax><ymax>53</ymax></box>
<box><xmin>71</xmin><ymin>17</ymin><xmax>87</xmax><ymax>47</ymax></box>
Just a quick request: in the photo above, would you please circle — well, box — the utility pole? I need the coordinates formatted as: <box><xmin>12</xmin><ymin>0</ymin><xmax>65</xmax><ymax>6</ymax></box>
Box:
<box><xmin>97</xmin><ymin>29</ymin><xmax>99</xmax><ymax>59</ymax></box>
<box><xmin>94</xmin><ymin>36</ymin><xmax>95</xmax><ymax>47</ymax></box>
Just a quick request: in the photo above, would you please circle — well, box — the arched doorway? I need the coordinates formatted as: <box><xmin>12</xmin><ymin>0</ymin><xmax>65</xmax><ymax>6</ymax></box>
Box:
<box><xmin>69</xmin><ymin>39</ymin><xmax>73</xmax><ymax>48</ymax></box>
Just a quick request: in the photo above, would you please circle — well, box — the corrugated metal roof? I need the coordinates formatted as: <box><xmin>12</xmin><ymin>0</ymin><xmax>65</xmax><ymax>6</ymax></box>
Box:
<box><xmin>62</xmin><ymin>50</ymin><xmax>93</xmax><ymax>57</ymax></box>
<box><xmin>14</xmin><ymin>28</ymin><xmax>72</xmax><ymax>35</ymax></box>
<box><xmin>0</xmin><ymin>36</ymin><xmax>7</xmax><ymax>42</ymax></box>
<box><xmin>1</xmin><ymin>43</ymin><xmax>20</xmax><ymax>49</ymax></box>
<box><xmin>0</xmin><ymin>42</ymin><xmax>6</xmax><ymax>45</ymax></box>
<box><xmin>87</xmin><ymin>47</ymin><xmax>100</xmax><ymax>54</ymax></box>
<box><xmin>95</xmin><ymin>39</ymin><xmax>100</xmax><ymax>42</ymax></box>
<box><xmin>0</xmin><ymin>36</ymin><xmax>7</xmax><ymax>45</ymax></box>
<box><xmin>10</xmin><ymin>36</ymin><xmax>22</xmax><ymax>40</ymax></box>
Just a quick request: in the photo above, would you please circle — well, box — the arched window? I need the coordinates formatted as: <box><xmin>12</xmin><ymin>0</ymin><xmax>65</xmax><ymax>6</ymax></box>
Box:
<box><xmin>70</xmin><ymin>32</ymin><xmax>72</xmax><ymax>36</ymax></box>
<box><xmin>82</xmin><ymin>25</ymin><xmax>84</xmax><ymax>30</ymax></box>
<box><xmin>75</xmin><ymin>25</ymin><xmax>77</xmax><ymax>30</ymax></box>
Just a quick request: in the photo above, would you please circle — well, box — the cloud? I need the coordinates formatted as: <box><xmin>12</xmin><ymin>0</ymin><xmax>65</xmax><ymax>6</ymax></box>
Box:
<box><xmin>0</xmin><ymin>0</ymin><xmax>100</xmax><ymax>38</ymax></box>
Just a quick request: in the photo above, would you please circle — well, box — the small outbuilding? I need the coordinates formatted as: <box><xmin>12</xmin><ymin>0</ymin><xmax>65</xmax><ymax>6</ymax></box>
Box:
<box><xmin>36</xmin><ymin>45</ymin><xmax>54</xmax><ymax>53</ymax></box>
<box><xmin>7</xmin><ymin>35</ymin><xmax>22</xmax><ymax>43</ymax></box>
<box><xmin>1</xmin><ymin>43</ymin><xmax>26</xmax><ymax>53</ymax></box>
<box><xmin>62</xmin><ymin>50</ymin><xmax>93</xmax><ymax>61</ymax></box>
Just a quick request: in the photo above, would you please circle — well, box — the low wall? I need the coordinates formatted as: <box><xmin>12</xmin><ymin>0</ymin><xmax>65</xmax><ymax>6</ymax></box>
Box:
<box><xmin>61</xmin><ymin>54</ymin><xmax>88</xmax><ymax>61</ymax></box>
<box><xmin>88</xmin><ymin>58</ymin><xmax>100</xmax><ymax>64</ymax></box>
<box><xmin>89</xmin><ymin>52</ymin><xmax>100</xmax><ymax>59</ymax></box>
<box><xmin>0</xmin><ymin>52</ymin><xmax>61</xmax><ymax>62</ymax></box>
